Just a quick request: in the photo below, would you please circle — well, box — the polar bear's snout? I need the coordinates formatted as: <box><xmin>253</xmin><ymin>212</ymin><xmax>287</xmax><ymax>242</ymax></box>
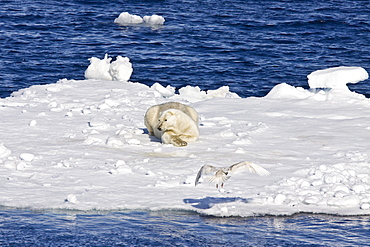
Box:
<box><xmin>157</xmin><ymin>121</ymin><xmax>165</xmax><ymax>131</ymax></box>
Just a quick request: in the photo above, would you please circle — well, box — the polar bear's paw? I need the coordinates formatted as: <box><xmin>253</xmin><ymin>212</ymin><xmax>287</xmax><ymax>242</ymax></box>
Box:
<box><xmin>172</xmin><ymin>136</ymin><xmax>188</xmax><ymax>147</ymax></box>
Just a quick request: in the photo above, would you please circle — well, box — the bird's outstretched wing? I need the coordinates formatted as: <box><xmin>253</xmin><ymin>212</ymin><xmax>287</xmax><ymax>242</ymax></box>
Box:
<box><xmin>229</xmin><ymin>161</ymin><xmax>271</xmax><ymax>177</ymax></box>
<box><xmin>195</xmin><ymin>165</ymin><xmax>219</xmax><ymax>186</ymax></box>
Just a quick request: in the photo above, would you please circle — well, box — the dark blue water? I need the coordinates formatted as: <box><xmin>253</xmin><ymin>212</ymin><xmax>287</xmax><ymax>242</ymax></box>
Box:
<box><xmin>1</xmin><ymin>208</ymin><xmax>370</xmax><ymax>246</ymax></box>
<box><xmin>1</xmin><ymin>0</ymin><xmax>370</xmax><ymax>245</ymax></box>
<box><xmin>1</xmin><ymin>0</ymin><xmax>369</xmax><ymax>98</ymax></box>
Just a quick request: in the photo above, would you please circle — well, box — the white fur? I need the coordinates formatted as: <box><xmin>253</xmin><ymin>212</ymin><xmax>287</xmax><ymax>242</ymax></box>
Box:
<box><xmin>144</xmin><ymin>102</ymin><xmax>199</xmax><ymax>147</ymax></box>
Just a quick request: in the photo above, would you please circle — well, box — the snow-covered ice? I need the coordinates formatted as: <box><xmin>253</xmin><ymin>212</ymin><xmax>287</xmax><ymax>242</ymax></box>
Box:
<box><xmin>1</xmin><ymin>64</ymin><xmax>370</xmax><ymax>217</ymax></box>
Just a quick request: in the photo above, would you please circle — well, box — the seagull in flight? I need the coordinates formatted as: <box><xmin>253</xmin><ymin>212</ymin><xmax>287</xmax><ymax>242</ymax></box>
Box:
<box><xmin>195</xmin><ymin>161</ymin><xmax>270</xmax><ymax>189</ymax></box>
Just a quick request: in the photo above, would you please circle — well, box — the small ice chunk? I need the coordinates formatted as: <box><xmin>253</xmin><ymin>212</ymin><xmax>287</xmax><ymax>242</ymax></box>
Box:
<box><xmin>115</xmin><ymin>160</ymin><xmax>126</xmax><ymax>167</ymax></box>
<box><xmin>109</xmin><ymin>56</ymin><xmax>133</xmax><ymax>81</ymax></box>
<box><xmin>352</xmin><ymin>184</ymin><xmax>368</xmax><ymax>194</ymax></box>
<box><xmin>66</xmin><ymin>194</ymin><xmax>78</xmax><ymax>203</ymax></box>
<box><xmin>29</xmin><ymin>120</ymin><xmax>37</xmax><ymax>127</ymax></box>
<box><xmin>151</xmin><ymin>83</ymin><xmax>175</xmax><ymax>97</ymax></box>
<box><xmin>20</xmin><ymin>153</ymin><xmax>34</xmax><ymax>162</ymax></box>
<box><xmin>146</xmin><ymin>170</ymin><xmax>155</xmax><ymax>176</ymax></box>
<box><xmin>16</xmin><ymin>162</ymin><xmax>27</xmax><ymax>170</ymax></box>
<box><xmin>116</xmin><ymin>165</ymin><xmax>132</xmax><ymax>174</ymax></box>
<box><xmin>299</xmin><ymin>180</ymin><xmax>311</xmax><ymax>188</ymax></box>
<box><xmin>84</xmin><ymin>54</ymin><xmax>112</xmax><ymax>81</ymax></box>
<box><xmin>114</xmin><ymin>12</ymin><xmax>143</xmax><ymax>25</ymax></box>
<box><xmin>274</xmin><ymin>194</ymin><xmax>286</xmax><ymax>204</ymax></box>
<box><xmin>143</xmin><ymin>15</ymin><xmax>165</xmax><ymax>25</ymax></box>
<box><xmin>307</xmin><ymin>66</ymin><xmax>368</xmax><ymax>89</ymax></box>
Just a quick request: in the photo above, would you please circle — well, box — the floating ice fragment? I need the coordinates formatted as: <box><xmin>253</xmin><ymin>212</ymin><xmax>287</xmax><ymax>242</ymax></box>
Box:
<box><xmin>114</xmin><ymin>12</ymin><xmax>143</xmax><ymax>25</ymax></box>
<box><xmin>114</xmin><ymin>12</ymin><xmax>165</xmax><ymax>26</ymax></box>
<box><xmin>143</xmin><ymin>15</ymin><xmax>165</xmax><ymax>25</ymax></box>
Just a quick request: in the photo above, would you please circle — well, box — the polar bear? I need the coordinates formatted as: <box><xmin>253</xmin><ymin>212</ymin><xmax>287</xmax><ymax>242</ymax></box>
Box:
<box><xmin>144</xmin><ymin>102</ymin><xmax>199</xmax><ymax>147</ymax></box>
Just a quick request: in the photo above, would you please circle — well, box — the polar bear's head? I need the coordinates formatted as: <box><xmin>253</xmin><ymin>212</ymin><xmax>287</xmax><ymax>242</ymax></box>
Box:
<box><xmin>157</xmin><ymin>109</ymin><xmax>181</xmax><ymax>131</ymax></box>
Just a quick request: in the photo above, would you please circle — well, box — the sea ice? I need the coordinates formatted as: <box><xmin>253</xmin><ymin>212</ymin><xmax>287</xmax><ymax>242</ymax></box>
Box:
<box><xmin>0</xmin><ymin>64</ymin><xmax>369</xmax><ymax>217</ymax></box>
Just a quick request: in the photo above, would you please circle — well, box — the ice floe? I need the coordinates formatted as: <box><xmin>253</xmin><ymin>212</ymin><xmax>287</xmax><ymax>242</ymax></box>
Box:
<box><xmin>114</xmin><ymin>12</ymin><xmax>165</xmax><ymax>26</ymax></box>
<box><xmin>0</xmin><ymin>64</ymin><xmax>370</xmax><ymax>217</ymax></box>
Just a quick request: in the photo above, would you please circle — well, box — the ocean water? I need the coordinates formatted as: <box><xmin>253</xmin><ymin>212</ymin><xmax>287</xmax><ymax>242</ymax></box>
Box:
<box><xmin>1</xmin><ymin>0</ymin><xmax>369</xmax><ymax>98</ymax></box>
<box><xmin>1</xmin><ymin>0</ymin><xmax>370</xmax><ymax>245</ymax></box>
<box><xmin>1</xmin><ymin>208</ymin><xmax>370</xmax><ymax>246</ymax></box>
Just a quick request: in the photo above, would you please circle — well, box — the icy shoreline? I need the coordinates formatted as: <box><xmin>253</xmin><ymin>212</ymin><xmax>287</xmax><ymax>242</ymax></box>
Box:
<box><xmin>1</xmin><ymin>66</ymin><xmax>370</xmax><ymax>217</ymax></box>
